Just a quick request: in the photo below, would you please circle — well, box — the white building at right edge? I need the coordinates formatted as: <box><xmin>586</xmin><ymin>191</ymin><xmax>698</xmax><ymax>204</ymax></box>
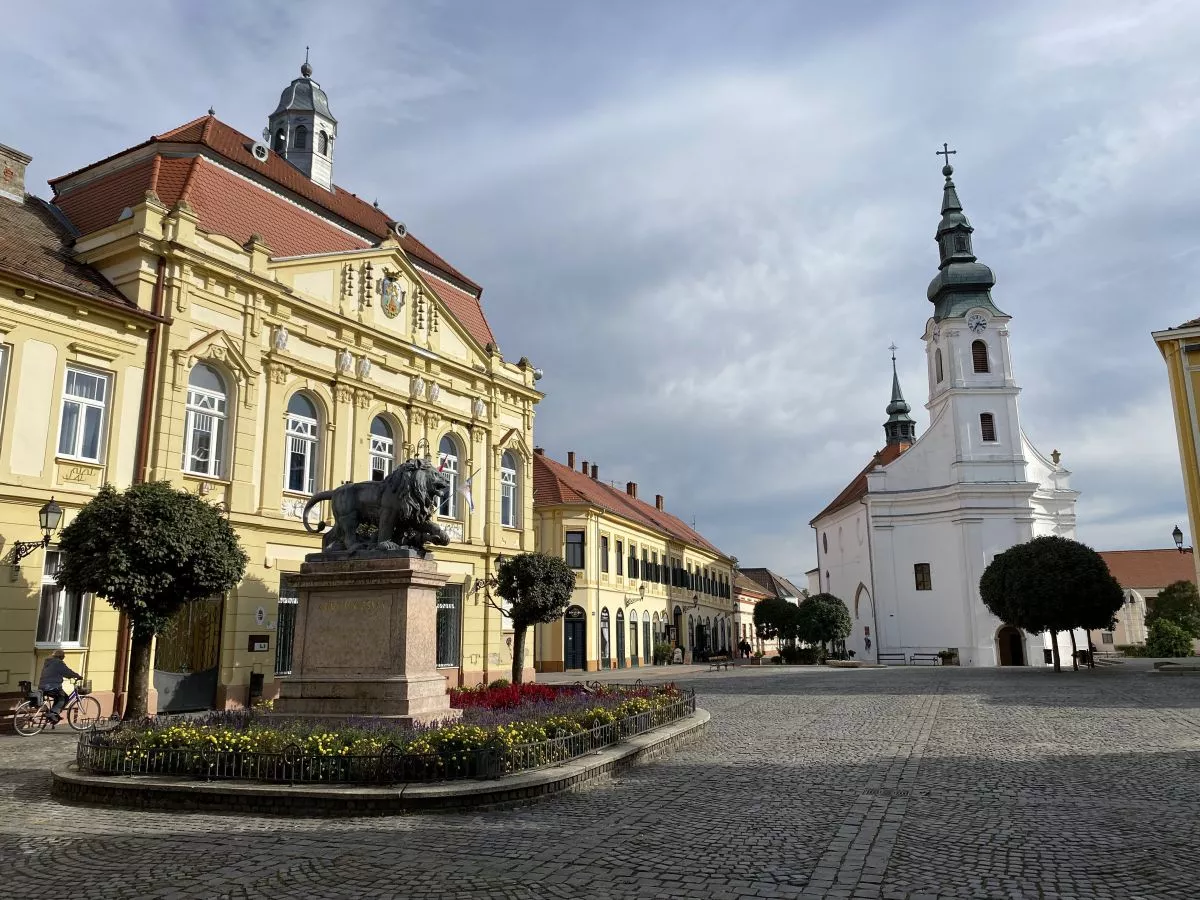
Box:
<box><xmin>808</xmin><ymin>156</ymin><xmax>1081</xmax><ymax>668</ymax></box>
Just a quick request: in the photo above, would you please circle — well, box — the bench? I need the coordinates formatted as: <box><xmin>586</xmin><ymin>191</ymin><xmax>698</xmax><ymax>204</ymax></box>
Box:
<box><xmin>909</xmin><ymin>653</ymin><xmax>941</xmax><ymax>666</ymax></box>
<box><xmin>877</xmin><ymin>653</ymin><xmax>907</xmax><ymax>666</ymax></box>
<box><xmin>707</xmin><ymin>656</ymin><xmax>731</xmax><ymax>671</ymax></box>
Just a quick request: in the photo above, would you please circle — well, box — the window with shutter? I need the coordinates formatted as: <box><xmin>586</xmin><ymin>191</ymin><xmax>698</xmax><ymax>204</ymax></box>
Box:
<box><xmin>980</xmin><ymin>413</ymin><xmax>997</xmax><ymax>442</ymax></box>
<box><xmin>972</xmin><ymin>340</ymin><xmax>989</xmax><ymax>373</ymax></box>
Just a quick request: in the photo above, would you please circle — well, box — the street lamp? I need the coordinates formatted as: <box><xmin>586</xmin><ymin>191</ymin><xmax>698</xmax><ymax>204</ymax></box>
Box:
<box><xmin>1173</xmin><ymin>525</ymin><xmax>1192</xmax><ymax>553</ymax></box>
<box><xmin>10</xmin><ymin>498</ymin><xmax>63</xmax><ymax>567</ymax></box>
<box><xmin>624</xmin><ymin>583</ymin><xmax>646</xmax><ymax>608</ymax></box>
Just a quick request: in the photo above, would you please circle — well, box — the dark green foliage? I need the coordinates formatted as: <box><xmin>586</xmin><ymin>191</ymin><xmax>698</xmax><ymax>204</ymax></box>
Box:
<box><xmin>753</xmin><ymin>596</ymin><xmax>799</xmax><ymax>642</ymax></box>
<box><xmin>796</xmin><ymin>593</ymin><xmax>853</xmax><ymax>648</ymax></box>
<box><xmin>1146</xmin><ymin>580</ymin><xmax>1200</xmax><ymax>638</ymax></box>
<box><xmin>495</xmin><ymin>552</ymin><xmax>577</xmax><ymax>683</ymax></box>
<box><xmin>1146</xmin><ymin>619</ymin><xmax>1195</xmax><ymax>658</ymax></box>
<box><xmin>979</xmin><ymin>535</ymin><xmax>1124</xmax><ymax>672</ymax></box>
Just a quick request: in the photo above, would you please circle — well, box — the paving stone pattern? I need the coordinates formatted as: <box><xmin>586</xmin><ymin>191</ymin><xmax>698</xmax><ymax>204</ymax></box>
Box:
<box><xmin>3</xmin><ymin>665</ymin><xmax>1199</xmax><ymax>899</ymax></box>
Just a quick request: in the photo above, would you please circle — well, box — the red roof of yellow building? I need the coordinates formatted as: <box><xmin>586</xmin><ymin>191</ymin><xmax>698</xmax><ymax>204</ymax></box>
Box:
<box><xmin>1097</xmin><ymin>549</ymin><xmax>1197</xmax><ymax>590</ymax></box>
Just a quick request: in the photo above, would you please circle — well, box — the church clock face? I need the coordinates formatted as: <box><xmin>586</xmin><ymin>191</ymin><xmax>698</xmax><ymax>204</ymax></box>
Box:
<box><xmin>967</xmin><ymin>313</ymin><xmax>988</xmax><ymax>334</ymax></box>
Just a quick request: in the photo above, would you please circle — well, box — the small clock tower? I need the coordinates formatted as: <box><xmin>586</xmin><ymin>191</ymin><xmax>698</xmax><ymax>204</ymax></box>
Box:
<box><xmin>267</xmin><ymin>51</ymin><xmax>338</xmax><ymax>191</ymax></box>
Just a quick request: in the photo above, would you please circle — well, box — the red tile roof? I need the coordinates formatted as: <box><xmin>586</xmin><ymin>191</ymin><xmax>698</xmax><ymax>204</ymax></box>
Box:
<box><xmin>49</xmin><ymin>114</ymin><xmax>496</xmax><ymax>347</ymax></box>
<box><xmin>1097</xmin><ymin>549</ymin><xmax>1197</xmax><ymax>590</ymax></box>
<box><xmin>738</xmin><ymin>567</ymin><xmax>806</xmax><ymax>599</ymax></box>
<box><xmin>810</xmin><ymin>442</ymin><xmax>910</xmax><ymax>525</ymax></box>
<box><xmin>532</xmin><ymin>451</ymin><xmax>728</xmax><ymax>558</ymax></box>
<box><xmin>0</xmin><ymin>195</ymin><xmax>152</xmax><ymax>317</ymax></box>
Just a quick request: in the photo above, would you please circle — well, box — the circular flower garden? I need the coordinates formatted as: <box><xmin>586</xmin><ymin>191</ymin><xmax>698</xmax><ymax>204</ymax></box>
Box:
<box><xmin>78</xmin><ymin>681</ymin><xmax>695</xmax><ymax>784</ymax></box>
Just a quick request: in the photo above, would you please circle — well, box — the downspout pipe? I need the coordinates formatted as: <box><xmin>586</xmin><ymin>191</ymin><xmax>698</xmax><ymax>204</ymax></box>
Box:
<box><xmin>113</xmin><ymin>257</ymin><xmax>167</xmax><ymax>714</ymax></box>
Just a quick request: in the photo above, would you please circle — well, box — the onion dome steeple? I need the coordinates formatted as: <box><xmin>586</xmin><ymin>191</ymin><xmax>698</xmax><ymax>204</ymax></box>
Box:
<box><xmin>926</xmin><ymin>144</ymin><xmax>1005</xmax><ymax>322</ymax></box>
<box><xmin>884</xmin><ymin>344</ymin><xmax>917</xmax><ymax>446</ymax></box>
<box><xmin>266</xmin><ymin>48</ymin><xmax>337</xmax><ymax>190</ymax></box>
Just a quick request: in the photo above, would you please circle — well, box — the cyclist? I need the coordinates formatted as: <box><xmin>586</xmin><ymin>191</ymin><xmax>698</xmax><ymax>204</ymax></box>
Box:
<box><xmin>38</xmin><ymin>649</ymin><xmax>81</xmax><ymax>724</ymax></box>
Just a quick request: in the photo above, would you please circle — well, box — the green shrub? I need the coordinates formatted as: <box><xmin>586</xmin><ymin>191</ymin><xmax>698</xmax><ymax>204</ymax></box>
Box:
<box><xmin>1146</xmin><ymin>619</ymin><xmax>1195</xmax><ymax>658</ymax></box>
<box><xmin>771</xmin><ymin>655</ymin><xmax>783</xmax><ymax>665</ymax></box>
<box><xmin>1116</xmin><ymin>644</ymin><xmax>1152</xmax><ymax>658</ymax></box>
<box><xmin>488</xmin><ymin>678</ymin><xmax>511</xmax><ymax>689</ymax></box>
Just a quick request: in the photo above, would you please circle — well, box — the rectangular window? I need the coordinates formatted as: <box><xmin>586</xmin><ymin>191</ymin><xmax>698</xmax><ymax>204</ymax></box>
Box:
<box><xmin>285</xmin><ymin>413</ymin><xmax>318</xmax><ymax>494</ymax></box>
<box><xmin>651</xmin><ymin>552</ymin><xmax>658</xmax><ymax>584</ymax></box>
<box><xmin>641</xmin><ymin>550</ymin><xmax>649</xmax><ymax>582</ymax></box>
<box><xmin>1101</xmin><ymin>632</ymin><xmax>1114</xmax><ymax>645</ymax></box>
<box><xmin>914</xmin><ymin>563</ymin><xmax>932</xmax><ymax>591</ymax></box>
<box><xmin>980</xmin><ymin>413</ymin><xmax>997</xmax><ymax>443</ymax></box>
<box><xmin>616</xmin><ymin>540</ymin><xmax>624</xmax><ymax>576</ymax></box>
<box><xmin>36</xmin><ymin>550</ymin><xmax>89</xmax><ymax>646</ymax></box>
<box><xmin>629</xmin><ymin>547</ymin><xmax>638</xmax><ymax>579</ymax></box>
<box><xmin>500</xmin><ymin>466</ymin><xmax>517</xmax><ymax>527</ymax></box>
<box><xmin>58</xmin><ymin>367</ymin><xmax>109</xmax><ymax>462</ymax></box>
<box><xmin>600</xmin><ymin>536</ymin><xmax>609</xmax><ymax>573</ymax></box>
<box><xmin>183</xmin><ymin>384</ymin><xmax>227</xmax><ymax>478</ymax></box>
<box><xmin>275</xmin><ymin>575</ymin><xmax>299</xmax><ymax>675</ymax></box>
<box><xmin>565</xmin><ymin>531</ymin><xmax>585</xmax><ymax>569</ymax></box>
<box><xmin>436</xmin><ymin>584</ymin><xmax>463</xmax><ymax>667</ymax></box>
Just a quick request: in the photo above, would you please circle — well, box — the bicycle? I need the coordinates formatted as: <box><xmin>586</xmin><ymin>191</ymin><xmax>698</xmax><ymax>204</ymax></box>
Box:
<box><xmin>12</xmin><ymin>678</ymin><xmax>102</xmax><ymax>735</ymax></box>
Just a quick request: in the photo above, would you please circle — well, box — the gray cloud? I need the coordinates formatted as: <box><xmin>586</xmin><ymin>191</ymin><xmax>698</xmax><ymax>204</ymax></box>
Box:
<box><xmin>5</xmin><ymin>0</ymin><xmax>1196</xmax><ymax>583</ymax></box>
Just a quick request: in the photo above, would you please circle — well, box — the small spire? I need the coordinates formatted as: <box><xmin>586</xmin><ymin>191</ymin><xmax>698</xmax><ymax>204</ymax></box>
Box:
<box><xmin>884</xmin><ymin>345</ymin><xmax>917</xmax><ymax>446</ymax></box>
<box><xmin>208</xmin><ymin>106</ymin><xmax>215</xmax><ymax>116</ymax></box>
<box><xmin>301</xmin><ymin>46</ymin><xmax>312</xmax><ymax>78</ymax></box>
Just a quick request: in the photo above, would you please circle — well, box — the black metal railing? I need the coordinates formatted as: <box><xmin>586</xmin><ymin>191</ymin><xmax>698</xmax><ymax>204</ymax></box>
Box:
<box><xmin>75</xmin><ymin>689</ymin><xmax>696</xmax><ymax>785</ymax></box>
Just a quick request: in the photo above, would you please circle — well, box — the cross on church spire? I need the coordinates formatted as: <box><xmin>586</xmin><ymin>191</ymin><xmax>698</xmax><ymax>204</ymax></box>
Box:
<box><xmin>936</xmin><ymin>142</ymin><xmax>956</xmax><ymax>169</ymax></box>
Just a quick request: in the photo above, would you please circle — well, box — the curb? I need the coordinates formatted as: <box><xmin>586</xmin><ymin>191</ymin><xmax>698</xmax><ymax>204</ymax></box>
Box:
<box><xmin>50</xmin><ymin>709</ymin><xmax>710</xmax><ymax>816</ymax></box>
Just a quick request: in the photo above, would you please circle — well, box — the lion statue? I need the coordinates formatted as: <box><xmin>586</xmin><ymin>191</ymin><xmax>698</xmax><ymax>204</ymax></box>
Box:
<box><xmin>302</xmin><ymin>457</ymin><xmax>452</xmax><ymax>554</ymax></box>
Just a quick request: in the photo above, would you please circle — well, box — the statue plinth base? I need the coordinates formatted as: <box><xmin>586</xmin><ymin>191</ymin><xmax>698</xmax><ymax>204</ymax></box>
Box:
<box><xmin>275</xmin><ymin>555</ymin><xmax>461</xmax><ymax>725</ymax></box>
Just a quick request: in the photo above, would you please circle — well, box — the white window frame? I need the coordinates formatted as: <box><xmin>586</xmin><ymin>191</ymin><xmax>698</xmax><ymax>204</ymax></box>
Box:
<box><xmin>182</xmin><ymin>372</ymin><xmax>227</xmax><ymax>478</ymax></box>
<box><xmin>35</xmin><ymin>549</ymin><xmax>90</xmax><ymax>649</ymax></box>
<box><xmin>285</xmin><ymin>402</ymin><xmax>319</xmax><ymax>495</ymax></box>
<box><xmin>438</xmin><ymin>439</ymin><xmax>459</xmax><ymax>519</ymax></box>
<box><xmin>57</xmin><ymin>367</ymin><xmax>109</xmax><ymax>463</ymax></box>
<box><xmin>500</xmin><ymin>452</ymin><xmax>518</xmax><ymax>528</ymax></box>
<box><xmin>369</xmin><ymin>418</ymin><xmax>395</xmax><ymax>482</ymax></box>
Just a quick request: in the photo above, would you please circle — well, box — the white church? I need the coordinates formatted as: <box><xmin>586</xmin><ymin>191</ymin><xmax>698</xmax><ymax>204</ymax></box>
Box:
<box><xmin>809</xmin><ymin>156</ymin><xmax>1080</xmax><ymax>668</ymax></box>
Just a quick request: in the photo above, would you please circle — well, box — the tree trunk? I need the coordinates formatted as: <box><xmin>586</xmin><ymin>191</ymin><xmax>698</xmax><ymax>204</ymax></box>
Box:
<box><xmin>1050</xmin><ymin>630</ymin><xmax>1061</xmax><ymax>673</ymax></box>
<box><xmin>124</xmin><ymin>629</ymin><xmax>154</xmax><ymax>720</ymax></box>
<box><xmin>511</xmin><ymin>625</ymin><xmax>527</xmax><ymax>685</ymax></box>
<box><xmin>1070</xmin><ymin>630</ymin><xmax>1079</xmax><ymax>671</ymax></box>
<box><xmin>1087</xmin><ymin>630</ymin><xmax>1096</xmax><ymax>669</ymax></box>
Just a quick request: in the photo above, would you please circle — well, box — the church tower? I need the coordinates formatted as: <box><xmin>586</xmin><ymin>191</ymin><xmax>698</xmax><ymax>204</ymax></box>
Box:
<box><xmin>266</xmin><ymin>51</ymin><xmax>337</xmax><ymax>190</ymax></box>
<box><xmin>884</xmin><ymin>347</ymin><xmax>917</xmax><ymax>446</ymax></box>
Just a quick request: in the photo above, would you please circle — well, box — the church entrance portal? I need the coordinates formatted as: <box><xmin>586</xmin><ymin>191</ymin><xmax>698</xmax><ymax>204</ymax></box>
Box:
<box><xmin>997</xmin><ymin>625</ymin><xmax>1025</xmax><ymax>666</ymax></box>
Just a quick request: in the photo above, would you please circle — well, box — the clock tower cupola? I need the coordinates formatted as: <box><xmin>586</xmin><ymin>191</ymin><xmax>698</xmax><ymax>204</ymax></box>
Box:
<box><xmin>266</xmin><ymin>49</ymin><xmax>338</xmax><ymax>191</ymax></box>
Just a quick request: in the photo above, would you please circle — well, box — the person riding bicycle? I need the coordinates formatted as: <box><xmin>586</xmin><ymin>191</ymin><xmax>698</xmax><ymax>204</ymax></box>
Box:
<box><xmin>38</xmin><ymin>649</ymin><xmax>81</xmax><ymax>724</ymax></box>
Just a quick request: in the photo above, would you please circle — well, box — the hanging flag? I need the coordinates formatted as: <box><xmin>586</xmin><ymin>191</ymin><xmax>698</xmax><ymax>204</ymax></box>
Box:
<box><xmin>459</xmin><ymin>471</ymin><xmax>476</xmax><ymax>513</ymax></box>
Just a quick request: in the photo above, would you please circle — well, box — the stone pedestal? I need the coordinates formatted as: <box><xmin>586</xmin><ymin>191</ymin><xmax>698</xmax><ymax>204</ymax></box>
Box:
<box><xmin>275</xmin><ymin>554</ymin><xmax>460</xmax><ymax>725</ymax></box>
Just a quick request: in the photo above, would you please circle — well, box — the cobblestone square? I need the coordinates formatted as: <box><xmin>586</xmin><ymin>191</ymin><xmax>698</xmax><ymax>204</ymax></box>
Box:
<box><xmin>3</xmin><ymin>664</ymin><xmax>1198</xmax><ymax>899</ymax></box>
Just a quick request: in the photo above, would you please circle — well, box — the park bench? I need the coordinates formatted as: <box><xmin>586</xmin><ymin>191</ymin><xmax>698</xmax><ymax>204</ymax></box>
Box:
<box><xmin>707</xmin><ymin>656</ymin><xmax>731</xmax><ymax>671</ymax></box>
<box><xmin>909</xmin><ymin>653</ymin><xmax>941</xmax><ymax>666</ymax></box>
<box><xmin>877</xmin><ymin>653</ymin><xmax>907</xmax><ymax>666</ymax></box>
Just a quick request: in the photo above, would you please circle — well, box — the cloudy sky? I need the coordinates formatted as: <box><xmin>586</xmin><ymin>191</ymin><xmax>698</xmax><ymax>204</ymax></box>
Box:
<box><xmin>7</xmin><ymin>1</ymin><xmax>1198</xmax><ymax>583</ymax></box>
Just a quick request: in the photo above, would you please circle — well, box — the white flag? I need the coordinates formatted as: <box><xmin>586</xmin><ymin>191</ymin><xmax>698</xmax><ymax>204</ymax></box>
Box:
<box><xmin>459</xmin><ymin>475</ymin><xmax>475</xmax><ymax>513</ymax></box>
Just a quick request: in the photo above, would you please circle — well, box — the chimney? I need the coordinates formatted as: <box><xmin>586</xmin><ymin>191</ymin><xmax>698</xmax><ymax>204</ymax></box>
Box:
<box><xmin>534</xmin><ymin>447</ymin><xmax>544</xmax><ymax>455</ymax></box>
<box><xmin>655</xmin><ymin>494</ymin><xmax>664</xmax><ymax>511</ymax></box>
<box><xmin>567</xmin><ymin>451</ymin><xmax>575</xmax><ymax>469</ymax></box>
<box><xmin>590</xmin><ymin>464</ymin><xmax>598</xmax><ymax>480</ymax></box>
<box><xmin>581</xmin><ymin>459</ymin><xmax>588</xmax><ymax>474</ymax></box>
<box><xmin>0</xmin><ymin>144</ymin><xmax>31</xmax><ymax>203</ymax></box>
<box><xmin>626</xmin><ymin>482</ymin><xmax>638</xmax><ymax>499</ymax></box>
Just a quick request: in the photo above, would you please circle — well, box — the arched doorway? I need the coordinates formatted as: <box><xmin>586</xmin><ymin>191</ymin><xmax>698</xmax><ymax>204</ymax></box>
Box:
<box><xmin>600</xmin><ymin>608</ymin><xmax>611</xmax><ymax>669</ymax></box>
<box><xmin>673</xmin><ymin>606</ymin><xmax>683</xmax><ymax>648</ymax></box>
<box><xmin>616</xmin><ymin>609</ymin><xmax>626</xmax><ymax>668</ymax></box>
<box><xmin>997</xmin><ymin>625</ymin><xmax>1025</xmax><ymax>666</ymax></box>
<box><xmin>564</xmin><ymin>605</ymin><xmax>586</xmax><ymax>671</ymax></box>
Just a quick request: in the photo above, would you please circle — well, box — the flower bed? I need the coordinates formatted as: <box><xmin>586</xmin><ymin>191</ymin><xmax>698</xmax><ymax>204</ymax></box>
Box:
<box><xmin>76</xmin><ymin>682</ymin><xmax>693</xmax><ymax>784</ymax></box>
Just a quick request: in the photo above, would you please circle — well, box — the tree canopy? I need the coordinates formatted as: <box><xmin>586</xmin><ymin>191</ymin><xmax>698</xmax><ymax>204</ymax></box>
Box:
<box><xmin>494</xmin><ymin>552</ymin><xmax>576</xmax><ymax>683</ymax></box>
<box><xmin>56</xmin><ymin>481</ymin><xmax>247</xmax><ymax>718</ymax></box>
<box><xmin>1146</xmin><ymin>619</ymin><xmax>1195</xmax><ymax>658</ymax></box>
<box><xmin>796</xmin><ymin>593</ymin><xmax>852</xmax><ymax>648</ymax></box>
<box><xmin>979</xmin><ymin>535</ymin><xmax>1123</xmax><ymax>672</ymax></box>
<box><xmin>1146</xmin><ymin>580</ymin><xmax>1200</xmax><ymax>638</ymax></box>
<box><xmin>753</xmin><ymin>596</ymin><xmax>799</xmax><ymax>643</ymax></box>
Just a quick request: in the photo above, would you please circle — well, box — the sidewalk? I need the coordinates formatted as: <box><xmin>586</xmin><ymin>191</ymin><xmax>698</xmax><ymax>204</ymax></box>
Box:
<box><xmin>538</xmin><ymin>661</ymin><xmax>757</xmax><ymax>685</ymax></box>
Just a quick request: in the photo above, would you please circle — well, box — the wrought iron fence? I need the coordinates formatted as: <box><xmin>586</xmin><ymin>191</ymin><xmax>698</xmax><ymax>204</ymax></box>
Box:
<box><xmin>75</xmin><ymin>689</ymin><xmax>696</xmax><ymax>785</ymax></box>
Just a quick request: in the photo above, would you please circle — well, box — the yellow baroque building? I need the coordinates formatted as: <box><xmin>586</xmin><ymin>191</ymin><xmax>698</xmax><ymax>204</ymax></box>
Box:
<box><xmin>3</xmin><ymin>63</ymin><xmax>541</xmax><ymax>715</ymax></box>
<box><xmin>1153</xmin><ymin>317</ymin><xmax>1200</xmax><ymax>586</ymax></box>
<box><xmin>0</xmin><ymin>144</ymin><xmax>159</xmax><ymax>717</ymax></box>
<box><xmin>531</xmin><ymin>449</ymin><xmax>736</xmax><ymax>671</ymax></box>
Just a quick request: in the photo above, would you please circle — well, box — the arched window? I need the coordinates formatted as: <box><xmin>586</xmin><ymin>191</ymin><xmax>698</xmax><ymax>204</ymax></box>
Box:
<box><xmin>285</xmin><ymin>393</ymin><xmax>319</xmax><ymax>494</ymax></box>
<box><xmin>980</xmin><ymin>413</ymin><xmax>997</xmax><ymax>443</ymax></box>
<box><xmin>935</xmin><ymin>348</ymin><xmax>944</xmax><ymax>383</ymax></box>
<box><xmin>600</xmin><ymin>608</ymin><xmax>611</xmax><ymax>664</ymax></box>
<box><xmin>972</xmin><ymin>340</ymin><xmax>989</xmax><ymax>373</ymax></box>
<box><xmin>293</xmin><ymin>125</ymin><xmax>308</xmax><ymax>150</ymax></box>
<box><xmin>643</xmin><ymin>611</ymin><xmax>651</xmax><ymax>662</ymax></box>
<box><xmin>183</xmin><ymin>364</ymin><xmax>227</xmax><ymax>477</ymax></box>
<box><xmin>438</xmin><ymin>435</ymin><xmax>460</xmax><ymax>518</ymax></box>
<box><xmin>500</xmin><ymin>451</ymin><xmax>518</xmax><ymax>528</ymax></box>
<box><xmin>616</xmin><ymin>609</ymin><xmax>626</xmax><ymax>667</ymax></box>
<box><xmin>688</xmin><ymin>614</ymin><xmax>695</xmax><ymax>650</ymax></box>
<box><xmin>822</xmin><ymin>532</ymin><xmax>828</xmax><ymax>554</ymax></box>
<box><xmin>273</xmin><ymin>129</ymin><xmax>286</xmax><ymax>153</ymax></box>
<box><xmin>318</xmin><ymin>131</ymin><xmax>329</xmax><ymax>154</ymax></box>
<box><xmin>630</xmin><ymin>614</ymin><xmax>639</xmax><ymax>663</ymax></box>
<box><xmin>369</xmin><ymin>416</ymin><xmax>395</xmax><ymax>481</ymax></box>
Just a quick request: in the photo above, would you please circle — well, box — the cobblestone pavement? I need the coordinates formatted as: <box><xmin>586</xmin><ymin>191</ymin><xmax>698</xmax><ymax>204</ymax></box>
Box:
<box><xmin>3</xmin><ymin>664</ymin><xmax>1199</xmax><ymax>899</ymax></box>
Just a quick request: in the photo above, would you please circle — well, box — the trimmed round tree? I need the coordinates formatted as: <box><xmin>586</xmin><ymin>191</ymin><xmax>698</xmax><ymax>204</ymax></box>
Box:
<box><xmin>753</xmin><ymin>596</ymin><xmax>799</xmax><ymax>646</ymax></box>
<box><xmin>796</xmin><ymin>593</ymin><xmax>853</xmax><ymax>652</ymax></box>
<box><xmin>494</xmin><ymin>552</ymin><xmax>576</xmax><ymax>684</ymax></box>
<box><xmin>1145</xmin><ymin>580</ymin><xmax>1200</xmax><ymax>638</ymax></box>
<box><xmin>56</xmin><ymin>481</ymin><xmax>247</xmax><ymax>719</ymax></box>
<box><xmin>979</xmin><ymin>535</ymin><xmax>1123</xmax><ymax>672</ymax></box>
